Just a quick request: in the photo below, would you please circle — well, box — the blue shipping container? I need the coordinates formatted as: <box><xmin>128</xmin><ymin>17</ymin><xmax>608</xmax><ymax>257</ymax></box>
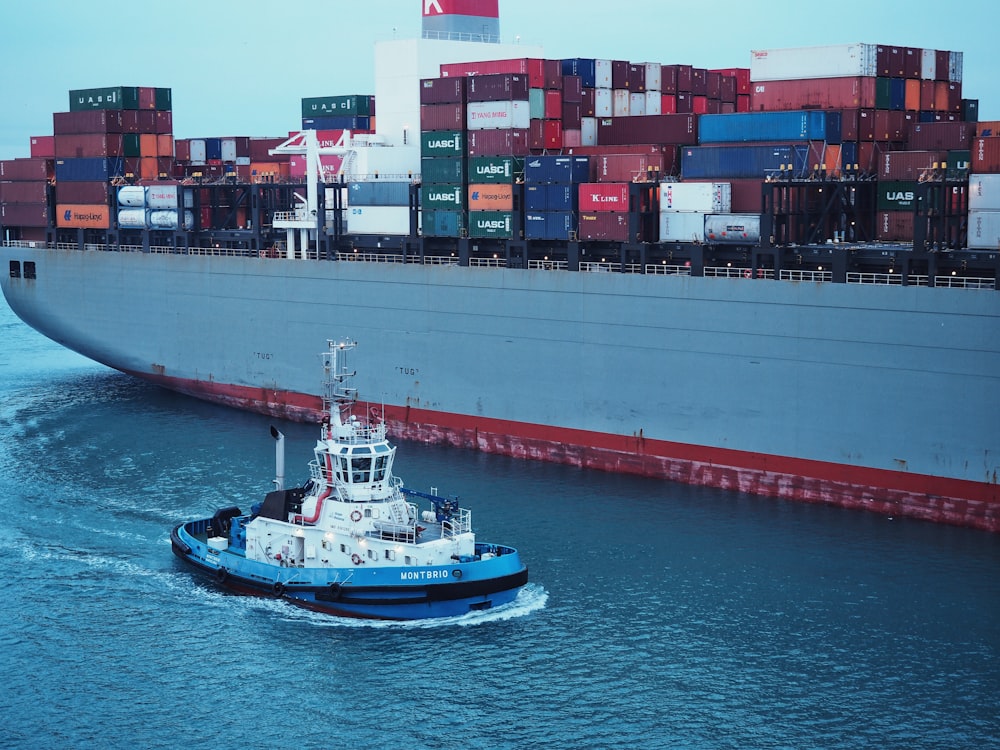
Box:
<box><xmin>681</xmin><ymin>144</ymin><xmax>810</xmax><ymax>179</ymax></box>
<box><xmin>546</xmin><ymin>184</ymin><xmax>577</xmax><ymax>211</ymax></box>
<box><xmin>840</xmin><ymin>141</ymin><xmax>858</xmax><ymax>168</ymax></box>
<box><xmin>54</xmin><ymin>157</ymin><xmax>124</xmax><ymax>182</ymax></box>
<box><xmin>525</xmin><ymin>211</ymin><xmax>575</xmax><ymax>240</ymax></box>
<box><xmin>421</xmin><ymin>209</ymin><xmax>464</xmax><ymax>237</ymax></box>
<box><xmin>348</xmin><ymin>181</ymin><xmax>411</xmax><ymax>206</ymax></box>
<box><xmin>561</xmin><ymin>58</ymin><xmax>596</xmax><ymax>89</ymax></box>
<box><xmin>824</xmin><ymin>111</ymin><xmax>842</xmax><ymax>145</ymax></box>
<box><xmin>525</xmin><ymin>185</ymin><xmax>548</xmax><ymax>211</ymax></box>
<box><xmin>205</xmin><ymin>138</ymin><xmax>222</xmax><ymax>161</ymax></box>
<box><xmin>524</xmin><ymin>154</ymin><xmax>591</xmax><ymax>184</ymax></box>
<box><xmin>301</xmin><ymin>116</ymin><xmax>371</xmax><ymax>130</ymax></box>
<box><xmin>698</xmin><ymin>111</ymin><xmax>831</xmax><ymax>145</ymax></box>
<box><xmin>890</xmin><ymin>78</ymin><xmax>905</xmax><ymax>112</ymax></box>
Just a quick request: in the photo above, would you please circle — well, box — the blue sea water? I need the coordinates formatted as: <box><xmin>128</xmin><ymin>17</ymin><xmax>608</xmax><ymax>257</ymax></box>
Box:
<box><xmin>1</xmin><ymin>297</ymin><xmax>998</xmax><ymax>750</ymax></box>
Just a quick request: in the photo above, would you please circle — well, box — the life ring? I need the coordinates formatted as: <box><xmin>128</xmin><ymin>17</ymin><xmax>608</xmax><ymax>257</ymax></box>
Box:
<box><xmin>744</xmin><ymin>269</ymin><xmax>751</xmax><ymax>279</ymax></box>
<box><xmin>351</xmin><ymin>553</ymin><xmax>363</xmax><ymax>565</ymax></box>
<box><xmin>272</xmin><ymin>581</ymin><xmax>285</xmax><ymax>596</ymax></box>
<box><xmin>215</xmin><ymin>566</ymin><xmax>228</xmax><ymax>583</ymax></box>
<box><xmin>350</xmin><ymin>509</ymin><xmax>362</xmax><ymax>522</ymax></box>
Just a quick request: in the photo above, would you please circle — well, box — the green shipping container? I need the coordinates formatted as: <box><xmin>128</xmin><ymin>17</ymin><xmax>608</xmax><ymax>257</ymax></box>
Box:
<box><xmin>69</xmin><ymin>86</ymin><xmax>140</xmax><ymax>111</ymax></box>
<box><xmin>421</xmin><ymin>184</ymin><xmax>465</xmax><ymax>210</ymax></box>
<box><xmin>528</xmin><ymin>88</ymin><xmax>546</xmax><ymax>119</ymax></box>
<box><xmin>422</xmin><ymin>209</ymin><xmax>465</xmax><ymax>237</ymax></box>
<box><xmin>421</xmin><ymin>157</ymin><xmax>466</xmax><ymax>184</ymax></box>
<box><xmin>301</xmin><ymin>95</ymin><xmax>373</xmax><ymax>118</ymax></box>
<box><xmin>155</xmin><ymin>88</ymin><xmax>172</xmax><ymax>111</ymax></box>
<box><xmin>420</xmin><ymin>130</ymin><xmax>464</xmax><ymax>158</ymax></box>
<box><xmin>123</xmin><ymin>133</ymin><xmax>142</xmax><ymax>158</ymax></box>
<box><xmin>877</xmin><ymin>181</ymin><xmax>919</xmax><ymax>210</ymax></box>
<box><xmin>468</xmin><ymin>210</ymin><xmax>514</xmax><ymax>239</ymax></box>
<box><xmin>468</xmin><ymin>156</ymin><xmax>523</xmax><ymax>184</ymax></box>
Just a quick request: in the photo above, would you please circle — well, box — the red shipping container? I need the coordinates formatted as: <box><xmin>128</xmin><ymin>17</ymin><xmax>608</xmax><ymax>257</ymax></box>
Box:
<box><xmin>720</xmin><ymin>102</ymin><xmax>737</xmax><ymax>114</ymax></box>
<box><xmin>529</xmin><ymin>119</ymin><xmax>562</xmax><ymax>150</ymax></box>
<box><xmin>578</xmin><ymin>212</ymin><xmax>629</xmax><ymax>241</ymax></box>
<box><xmin>661</xmin><ymin>94</ymin><xmax>676</xmax><ymax>114</ymax></box>
<box><xmin>467</xmin><ymin>73</ymin><xmax>530</xmax><ymax>102</ymax></box>
<box><xmin>420</xmin><ymin>77</ymin><xmax>465</xmax><ymax>105</ymax></box>
<box><xmin>543</xmin><ymin>59</ymin><xmax>562</xmax><ymax>90</ymax></box>
<box><xmin>564</xmin><ymin>143</ymin><xmax>675</xmax><ymax>156</ymax></box>
<box><xmin>971</xmin><ymin>137</ymin><xmax>1000</xmax><ymax>172</ymax></box>
<box><xmin>705</xmin><ymin>72</ymin><xmax>722</xmax><ymax>100</ymax></box>
<box><xmin>611</xmin><ymin>60</ymin><xmax>628</xmax><ymax>89</ymax></box>
<box><xmin>30</xmin><ymin>136</ymin><xmax>55</xmax><ymax>158</ymax></box>
<box><xmin>877</xmin><ymin>46</ymin><xmax>904</xmax><ymax>77</ymax></box>
<box><xmin>0</xmin><ymin>180</ymin><xmax>47</xmax><ymax>203</ymax></box>
<box><xmin>711</xmin><ymin>68</ymin><xmax>751</xmax><ymax>95</ymax></box>
<box><xmin>690</xmin><ymin>68</ymin><xmax>707</xmax><ymax>95</ymax></box>
<box><xmin>675</xmin><ymin>93</ymin><xmax>693</xmax><ymax>114</ymax></box>
<box><xmin>466</xmin><ymin>128</ymin><xmax>530</xmax><ymax>156</ymax></box>
<box><xmin>420</xmin><ymin>103</ymin><xmax>465</xmax><ymax>131</ymax></box>
<box><xmin>561</xmin><ymin>102</ymin><xmax>582</xmax><ymax>130</ymax></box>
<box><xmin>54</xmin><ymin>133</ymin><xmax>124</xmax><ymax>158</ymax></box>
<box><xmin>55</xmin><ymin>181</ymin><xmax>109</xmax><ymax>204</ymax></box>
<box><xmin>544</xmin><ymin>90</ymin><xmax>562</xmax><ymax>119</ymax></box>
<box><xmin>53</xmin><ymin>110</ymin><xmax>124</xmax><ymax>135</ymax></box>
<box><xmin>692</xmin><ymin>96</ymin><xmax>708</xmax><ymax>115</ymax></box>
<box><xmin>596</xmin><ymin>114</ymin><xmax>697</xmax><ymax>146</ymax></box>
<box><xmin>674</xmin><ymin>64</ymin><xmax>693</xmax><ymax>92</ymax></box>
<box><xmin>627</xmin><ymin>64</ymin><xmax>646</xmax><ymax>92</ymax></box>
<box><xmin>1</xmin><ymin>202</ymin><xmax>48</xmax><ymax>226</ymax></box>
<box><xmin>154</xmin><ymin>110</ymin><xmax>173</xmax><ymax>135</ymax></box>
<box><xmin>591</xmin><ymin>153</ymin><xmax>675</xmax><ymax>182</ymax></box>
<box><xmin>946</xmin><ymin>82</ymin><xmax>962</xmax><ymax>113</ymax></box>
<box><xmin>440</xmin><ymin>58</ymin><xmax>544</xmax><ymax>88</ymax></box>
<box><xmin>736</xmin><ymin>95</ymin><xmax>751</xmax><ymax>112</ymax></box>
<box><xmin>579</xmin><ymin>183</ymin><xmax>629</xmax><ymax>211</ymax></box>
<box><xmin>174</xmin><ymin>139</ymin><xmax>190</xmax><ymax>161</ymax></box>
<box><xmin>138</xmin><ymin>86</ymin><xmax>157</xmax><ymax>110</ymax></box>
<box><xmin>0</xmin><ymin>158</ymin><xmax>53</xmax><ymax>181</ymax></box>
<box><xmin>908</xmin><ymin>121</ymin><xmax>973</xmax><ymax>150</ymax></box>
<box><xmin>563</xmin><ymin>129</ymin><xmax>582</xmax><ymax>148</ymax></box>
<box><xmin>873</xmin><ymin>110</ymin><xmax>907</xmax><ymax>142</ymax></box>
<box><xmin>876</xmin><ymin>211</ymin><xmax>913</xmax><ymax>241</ymax></box>
<box><xmin>563</xmin><ymin>75</ymin><xmax>582</xmax><ymax>103</ymax></box>
<box><xmin>581</xmin><ymin>88</ymin><xmax>595</xmax><ymax>117</ymax></box>
<box><xmin>934</xmin><ymin>50</ymin><xmax>950</xmax><ymax>81</ymax></box>
<box><xmin>718</xmin><ymin>75</ymin><xmax>736</xmax><ymax>103</ymax></box>
<box><xmin>249</xmin><ymin>137</ymin><xmax>288</xmax><ymax>161</ymax></box>
<box><xmin>752</xmin><ymin>77</ymin><xmax>877</xmax><ymax>111</ymax></box>
<box><xmin>905</xmin><ymin>47</ymin><xmax>923</xmax><ymax>79</ymax></box>
<box><xmin>879</xmin><ymin>150</ymin><xmax>947</xmax><ymax>180</ymax></box>
<box><xmin>660</xmin><ymin>65</ymin><xmax>678</xmax><ymax>94</ymax></box>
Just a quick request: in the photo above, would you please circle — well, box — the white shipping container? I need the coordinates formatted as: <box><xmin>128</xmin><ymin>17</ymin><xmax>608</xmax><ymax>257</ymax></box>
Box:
<box><xmin>613</xmin><ymin>89</ymin><xmax>630</xmax><ymax>117</ymax></box>
<box><xmin>659</xmin><ymin>211</ymin><xmax>707</xmax><ymax>242</ymax></box>
<box><xmin>629</xmin><ymin>93</ymin><xmax>646</xmax><ymax>117</ymax></box>
<box><xmin>968</xmin><ymin>175</ymin><xmax>1000</xmax><ymax>211</ymax></box>
<box><xmin>593</xmin><ymin>88</ymin><xmax>613</xmax><ymax>117</ymax></box>
<box><xmin>967</xmin><ymin>210</ymin><xmax>1000</xmax><ymax>249</ymax></box>
<box><xmin>346</xmin><ymin>205</ymin><xmax>411</xmax><ymax>235</ymax></box>
<box><xmin>704</xmin><ymin>213</ymin><xmax>761</xmax><ymax>243</ymax></box>
<box><xmin>920</xmin><ymin>48</ymin><xmax>937</xmax><ymax>80</ymax></box>
<box><xmin>466</xmin><ymin>100</ymin><xmax>530</xmax><ymax>131</ymax></box>
<box><xmin>645</xmin><ymin>91</ymin><xmax>662</xmax><ymax>116</ymax></box>
<box><xmin>581</xmin><ymin>117</ymin><xmax>597</xmax><ymax>146</ymax></box>
<box><xmin>221</xmin><ymin>138</ymin><xmax>237</xmax><ymax>163</ymax></box>
<box><xmin>594</xmin><ymin>59</ymin><xmax>612</xmax><ymax>88</ymax></box>
<box><xmin>189</xmin><ymin>138</ymin><xmax>206</xmax><ymax>164</ymax></box>
<box><xmin>750</xmin><ymin>43</ymin><xmax>878</xmax><ymax>82</ymax></box>
<box><xmin>643</xmin><ymin>62</ymin><xmax>662</xmax><ymax>92</ymax></box>
<box><xmin>949</xmin><ymin>51</ymin><xmax>963</xmax><ymax>83</ymax></box>
<box><xmin>661</xmin><ymin>182</ymin><xmax>732</xmax><ymax>213</ymax></box>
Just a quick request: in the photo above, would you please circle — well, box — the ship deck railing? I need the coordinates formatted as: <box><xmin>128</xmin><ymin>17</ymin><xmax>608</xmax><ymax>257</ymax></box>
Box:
<box><xmin>527</xmin><ymin>259</ymin><xmax>569</xmax><ymax>271</ymax></box>
<box><xmin>337</xmin><ymin>251</ymin><xmax>404</xmax><ymax>263</ymax></box>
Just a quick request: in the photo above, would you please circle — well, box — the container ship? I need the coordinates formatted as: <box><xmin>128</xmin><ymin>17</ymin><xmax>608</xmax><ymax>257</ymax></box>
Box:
<box><xmin>2</xmin><ymin>1</ymin><xmax>998</xmax><ymax>531</ymax></box>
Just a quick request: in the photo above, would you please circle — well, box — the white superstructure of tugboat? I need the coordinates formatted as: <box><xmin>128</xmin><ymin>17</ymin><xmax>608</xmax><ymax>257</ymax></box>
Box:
<box><xmin>171</xmin><ymin>339</ymin><xmax>528</xmax><ymax>620</ymax></box>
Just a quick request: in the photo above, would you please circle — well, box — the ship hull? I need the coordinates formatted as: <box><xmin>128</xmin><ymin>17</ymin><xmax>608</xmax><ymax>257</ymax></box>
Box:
<box><xmin>4</xmin><ymin>246</ymin><xmax>999</xmax><ymax>531</ymax></box>
<box><xmin>170</xmin><ymin>522</ymin><xmax>528</xmax><ymax>620</ymax></box>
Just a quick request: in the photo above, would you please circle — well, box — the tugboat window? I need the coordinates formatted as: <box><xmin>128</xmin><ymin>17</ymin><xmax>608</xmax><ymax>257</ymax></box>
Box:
<box><xmin>352</xmin><ymin>456</ymin><xmax>371</xmax><ymax>483</ymax></box>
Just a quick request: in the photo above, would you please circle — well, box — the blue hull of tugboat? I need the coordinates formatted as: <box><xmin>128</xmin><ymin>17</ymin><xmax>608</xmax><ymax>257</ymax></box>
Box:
<box><xmin>171</xmin><ymin>521</ymin><xmax>529</xmax><ymax>620</ymax></box>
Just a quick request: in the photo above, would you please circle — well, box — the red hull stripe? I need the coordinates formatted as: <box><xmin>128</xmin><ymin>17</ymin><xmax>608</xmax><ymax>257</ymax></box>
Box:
<box><xmin>131</xmin><ymin>370</ymin><xmax>1000</xmax><ymax>533</ymax></box>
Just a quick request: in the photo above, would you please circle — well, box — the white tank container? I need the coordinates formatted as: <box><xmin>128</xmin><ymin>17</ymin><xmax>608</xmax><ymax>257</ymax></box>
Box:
<box><xmin>704</xmin><ymin>214</ymin><xmax>761</xmax><ymax>243</ymax></box>
<box><xmin>117</xmin><ymin>186</ymin><xmax>146</xmax><ymax>207</ymax></box>
<box><xmin>148</xmin><ymin>210</ymin><xmax>194</xmax><ymax>230</ymax></box>
<box><xmin>117</xmin><ymin>208</ymin><xmax>147</xmax><ymax>228</ymax></box>
<box><xmin>145</xmin><ymin>184</ymin><xmax>178</xmax><ymax>210</ymax></box>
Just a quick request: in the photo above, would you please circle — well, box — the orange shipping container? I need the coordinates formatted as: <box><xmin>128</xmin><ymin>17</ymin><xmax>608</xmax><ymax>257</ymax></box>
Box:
<box><xmin>977</xmin><ymin>121</ymin><xmax>1000</xmax><ymax>137</ymax></box>
<box><xmin>140</xmin><ymin>133</ymin><xmax>158</xmax><ymax>157</ymax></box>
<box><xmin>157</xmin><ymin>134</ymin><xmax>174</xmax><ymax>158</ymax></box>
<box><xmin>139</xmin><ymin>157</ymin><xmax>158</xmax><ymax>179</ymax></box>
<box><xmin>904</xmin><ymin>79</ymin><xmax>920</xmax><ymax>112</ymax></box>
<box><xmin>56</xmin><ymin>203</ymin><xmax>110</xmax><ymax>228</ymax></box>
<box><xmin>468</xmin><ymin>183</ymin><xmax>514</xmax><ymax>210</ymax></box>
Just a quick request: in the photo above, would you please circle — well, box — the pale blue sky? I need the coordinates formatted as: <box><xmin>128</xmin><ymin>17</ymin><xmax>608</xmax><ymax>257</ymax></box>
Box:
<box><xmin>0</xmin><ymin>0</ymin><xmax>994</xmax><ymax>161</ymax></box>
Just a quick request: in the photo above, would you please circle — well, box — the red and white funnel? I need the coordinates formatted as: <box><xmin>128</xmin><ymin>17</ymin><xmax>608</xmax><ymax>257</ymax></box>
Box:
<box><xmin>421</xmin><ymin>0</ymin><xmax>500</xmax><ymax>43</ymax></box>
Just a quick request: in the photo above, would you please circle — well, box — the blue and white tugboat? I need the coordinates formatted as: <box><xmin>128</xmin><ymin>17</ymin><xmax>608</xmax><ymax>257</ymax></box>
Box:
<box><xmin>171</xmin><ymin>339</ymin><xmax>528</xmax><ymax>620</ymax></box>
